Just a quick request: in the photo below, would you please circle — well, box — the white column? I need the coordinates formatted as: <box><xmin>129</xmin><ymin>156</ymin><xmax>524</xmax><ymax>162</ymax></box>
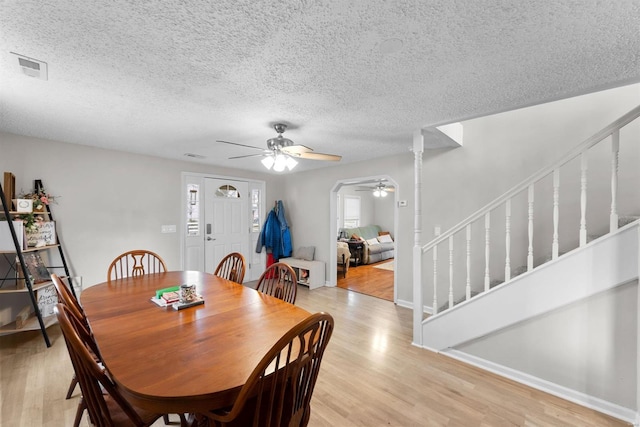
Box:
<box><xmin>610</xmin><ymin>130</ymin><xmax>620</xmax><ymax>232</ymax></box>
<box><xmin>484</xmin><ymin>212</ymin><xmax>491</xmax><ymax>292</ymax></box>
<box><xmin>552</xmin><ymin>169</ymin><xmax>560</xmax><ymax>260</ymax></box>
<box><xmin>412</xmin><ymin>130</ymin><xmax>424</xmax><ymax>346</ymax></box>
<box><xmin>504</xmin><ymin>199</ymin><xmax>511</xmax><ymax>281</ymax></box>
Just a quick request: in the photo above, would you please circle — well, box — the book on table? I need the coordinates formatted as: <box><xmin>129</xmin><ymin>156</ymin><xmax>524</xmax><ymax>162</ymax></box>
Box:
<box><xmin>161</xmin><ymin>291</ymin><xmax>180</xmax><ymax>303</ymax></box>
<box><xmin>150</xmin><ymin>285</ymin><xmax>204</xmax><ymax>309</ymax></box>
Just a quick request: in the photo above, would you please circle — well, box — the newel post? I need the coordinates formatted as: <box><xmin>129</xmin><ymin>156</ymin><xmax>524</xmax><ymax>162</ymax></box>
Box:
<box><xmin>412</xmin><ymin>130</ymin><xmax>424</xmax><ymax>347</ymax></box>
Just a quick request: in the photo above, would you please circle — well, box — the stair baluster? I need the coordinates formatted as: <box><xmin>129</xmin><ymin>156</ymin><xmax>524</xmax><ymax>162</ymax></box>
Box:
<box><xmin>465</xmin><ymin>224</ymin><xmax>471</xmax><ymax>301</ymax></box>
<box><xmin>505</xmin><ymin>199</ymin><xmax>511</xmax><ymax>281</ymax></box>
<box><xmin>552</xmin><ymin>169</ymin><xmax>560</xmax><ymax>260</ymax></box>
<box><xmin>580</xmin><ymin>152</ymin><xmax>588</xmax><ymax>246</ymax></box>
<box><xmin>610</xmin><ymin>130</ymin><xmax>619</xmax><ymax>232</ymax></box>
<box><xmin>448</xmin><ymin>235</ymin><xmax>454</xmax><ymax>309</ymax></box>
<box><xmin>484</xmin><ymin>212</ymin><xmax>491</xmax><ymax>291</ymax></box>
<box><xmin>528</xmin><ymin>185</ymin><xmax>534</xmax><ymax>271</ymax></box>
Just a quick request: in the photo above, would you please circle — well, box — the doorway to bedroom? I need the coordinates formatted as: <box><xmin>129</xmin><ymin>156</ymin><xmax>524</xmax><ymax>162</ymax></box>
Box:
<box><xmin>330</xmin><ymin>176</ymin><xmax>397</xmax><ymax>302</ymax></box>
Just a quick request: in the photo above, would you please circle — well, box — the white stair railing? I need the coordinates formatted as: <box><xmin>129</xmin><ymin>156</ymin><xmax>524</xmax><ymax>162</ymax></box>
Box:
<box><xmin>422</xmin><ymin>105</ymin><xmax>640</xmax><ymax>317</ymax></box>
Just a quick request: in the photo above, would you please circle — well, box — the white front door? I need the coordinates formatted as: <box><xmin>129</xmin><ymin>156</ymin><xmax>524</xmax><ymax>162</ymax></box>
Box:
<box><xmin>203</xmin><ymin>178</ymin><xmax>249</xmax><ymax>277</ymax></box>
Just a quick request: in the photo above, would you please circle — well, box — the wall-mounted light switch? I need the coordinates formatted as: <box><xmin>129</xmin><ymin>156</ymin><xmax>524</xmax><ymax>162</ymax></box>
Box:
<box><xmin>161</xmin><ymin>225</ymin><xmax>176</xmax><ymax>233</ymax></box>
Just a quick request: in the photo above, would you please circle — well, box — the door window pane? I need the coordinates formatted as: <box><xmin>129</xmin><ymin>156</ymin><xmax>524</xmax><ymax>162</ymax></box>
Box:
<box><xmin>251</xmin><ymin>189</ymin><xmax>261</xmax><ymax>232</ymax></box>
<box><xmin>187</xmin><ymin>184</ymin><xmax>199</xmax><ymax>236</ymax></box>
<box><xmin>216</xmin><ymin>184</ymin><xmax>240</xmax><ymax>198</ymax></box>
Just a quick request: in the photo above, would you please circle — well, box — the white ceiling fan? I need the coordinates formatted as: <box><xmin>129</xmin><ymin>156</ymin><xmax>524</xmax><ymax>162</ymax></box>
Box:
<box><xmin>216</xmin><ymin>123</ymin><xmax>342</xmax><ymax>172</ymax></box>
<box><xmin>356</xmin><ymin>180</ymin><xmax>395</xmax><ymax>197</ymax></box>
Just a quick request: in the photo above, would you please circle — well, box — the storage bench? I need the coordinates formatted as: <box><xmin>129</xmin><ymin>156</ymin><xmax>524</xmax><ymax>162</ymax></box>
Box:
<box><xmin>279</xmin><ymin>258</ymin><xmax>325</xmax><ymax>290</ymax></box>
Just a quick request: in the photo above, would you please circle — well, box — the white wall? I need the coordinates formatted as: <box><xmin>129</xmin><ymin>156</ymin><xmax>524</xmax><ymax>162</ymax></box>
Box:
<box><xmin>373</xmin><ymin>193</ymin><xmax>395</xmax><ymax>235</ymax></box>
<box><xmin>0</xmin><ymin>132</ymin><xmax>280</xmax><ymax>289</ymax></box>
<box><xmin>457</xmin><ymin>280</ymin><xmax>637</xmax><ymax>410</ymax></box>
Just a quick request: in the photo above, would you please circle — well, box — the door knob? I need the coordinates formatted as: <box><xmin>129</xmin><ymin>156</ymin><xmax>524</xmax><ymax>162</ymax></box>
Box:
<box><xmin>207</xmin><ymin>237</ymin><xmax>216</xmax><ymax>241</ymax></box>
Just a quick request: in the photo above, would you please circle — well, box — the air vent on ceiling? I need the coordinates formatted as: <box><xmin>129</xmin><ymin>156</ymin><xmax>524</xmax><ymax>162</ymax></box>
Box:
<box><xmin>184</xmin><ymin>153</ymin><xmax>206</xmax><ymax>159</ymax></box>
<box><xmin>10</xmin><ymin>52</ymin><xmax>48</xmax><ymax>80</ymax></box>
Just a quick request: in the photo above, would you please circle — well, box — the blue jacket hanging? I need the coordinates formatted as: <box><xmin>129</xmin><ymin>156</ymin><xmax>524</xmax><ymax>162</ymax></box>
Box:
<box><xmin>256</xmin><ymin>200</ymin><xmax>292</xmax><ymax>260</ymax></box>
<box><xmin>276</xmin><ymin>200</ymin><xmax>292</xmax><ymax>258</ymax></box>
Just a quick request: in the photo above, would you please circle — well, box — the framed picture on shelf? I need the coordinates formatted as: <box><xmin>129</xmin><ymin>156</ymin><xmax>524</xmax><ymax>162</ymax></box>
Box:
<box><xmin>22</xmin><ymin>252</ymin><xmax>50</xmax><ymax>283</ymax></box>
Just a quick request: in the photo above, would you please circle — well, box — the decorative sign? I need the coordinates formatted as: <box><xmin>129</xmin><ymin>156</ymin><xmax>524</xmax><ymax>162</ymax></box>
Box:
<box><xmin>15</xmin><ymin>199</ymin><xmax>33</xmax><ymax>213</ymax></box>
<box><xmin>36</xmin><ymin>286</ymin><xmax>58</xmax><ymax>318</ymax></box>
<box><xmin>26</xmin><ymin>221</ymin><xmax>56</xmax><ymax>247</ymax></box>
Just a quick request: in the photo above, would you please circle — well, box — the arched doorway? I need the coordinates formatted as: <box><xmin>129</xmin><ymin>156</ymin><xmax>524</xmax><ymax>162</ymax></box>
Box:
<box><xmin>328</xmin><ymin>175</ymin><xmax>398</xmax><ymax>302</ymax></box>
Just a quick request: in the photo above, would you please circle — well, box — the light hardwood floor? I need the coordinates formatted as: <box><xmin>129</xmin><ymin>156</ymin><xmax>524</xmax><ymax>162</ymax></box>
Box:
<box><xmin>337</xmin><ymin>261</ymin><xmax>394</xmax><ymax>301</ymax></box>
<box><xmin>0</xmin><ymin>285</ymin><xmax>630</xmax><ymax>426</ymax></box>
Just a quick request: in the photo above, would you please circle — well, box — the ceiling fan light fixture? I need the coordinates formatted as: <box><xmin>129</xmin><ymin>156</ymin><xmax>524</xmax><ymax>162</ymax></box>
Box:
<box><xmin>261</xmin><ymin>155</ymin><xmax>275</xmax><ymax>169</ymax></box>
<box><xmin>285</xmin><ymin>156</ymin><xmax>298</xmax><ymax>171</ymax></box>
<box><xmin>273</xmin><ymin>153</ymin><xmax>287</xmax><ymax>172</ymax></box>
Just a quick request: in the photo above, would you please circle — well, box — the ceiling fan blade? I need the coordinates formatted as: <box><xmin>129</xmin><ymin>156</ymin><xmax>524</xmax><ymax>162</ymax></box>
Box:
<box><xmin>282</xmin><ymin>145</ymin><xmax>341</xmax><ymax>161</ymax></box>
<box><xmin>295</xmin><ymin>151</ymin><xmax>342</xmax><ymax>161</ymax></box>
<box><xmin>356</xmin><ymin>187</ymin><xmax>395</xmax><ymax>192</ymax></box>
<box><xmin>229</xmin><ymin>153</ymin><xmax>267</xmax><ymax>159</ymax></box>
<box><xmin>281</xmin><ymin>144</ymin><xmax>313</xmax><ymax>155</ymax></box>
<box><xmin>216</xmin><ymin>140</ymin><xmax>265</xmax><ymax>151</ymax></box>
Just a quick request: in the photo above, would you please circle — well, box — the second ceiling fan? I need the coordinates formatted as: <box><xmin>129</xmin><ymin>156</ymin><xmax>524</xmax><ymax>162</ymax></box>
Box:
<box><xmin>356</xmin><ymin>180</ymin><xmax>395</xmax><ymax>197</ymax></box>
<box><xmin>216</xmin><ymin>123</ymin><xmax>341</xmax><ymax>171</ymax></box>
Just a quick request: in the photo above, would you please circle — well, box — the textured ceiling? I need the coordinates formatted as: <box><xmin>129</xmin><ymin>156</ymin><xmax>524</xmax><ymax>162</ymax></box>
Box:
<box><xmin>1</xmin><ymin>1</ymin><xmax>639</xmax><ymax>173</ymax></box>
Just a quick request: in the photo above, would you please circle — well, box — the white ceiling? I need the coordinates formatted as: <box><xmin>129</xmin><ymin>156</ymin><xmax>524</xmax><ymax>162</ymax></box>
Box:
<box><xmin>1</xmin><ymin>1</ymin><xmax>639</xmax><ymax>174</ymax></box>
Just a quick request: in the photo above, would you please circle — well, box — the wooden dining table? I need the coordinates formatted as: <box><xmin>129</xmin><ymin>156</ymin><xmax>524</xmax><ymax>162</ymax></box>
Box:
<box><xmin>81</xmin><ymin>271</ymin><xmax>312</xmax><ymax>414</ymax></box>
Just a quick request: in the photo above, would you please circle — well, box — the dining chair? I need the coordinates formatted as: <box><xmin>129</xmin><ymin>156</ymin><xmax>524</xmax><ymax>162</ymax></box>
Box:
<box><xmin>107</xmin><ymin>249</ymin><xmax>167</xmax><ymax>280</ymax></box>
<box><xmin>255</xmin><ymin>262</ymin><xmax>298</xmax><ymax>304</ymax></box>
<box><xmin>196</xmin><ymin>312</ymin><xmax>334</xmax><ymax>427</ymax></box>
<box><xmin>51</xmin><ymin>274</ymin><xmax>95</xmax><ymax>427</ymax></box>
<box><xmin>214</xmin><ymin>252</ymin><xmax>246</xmax><ymax>284</ymax></box>
<box><xmin>55</xmin><ymin>303</ymin><xmax>165</xmax><ymax>427</ymax></box>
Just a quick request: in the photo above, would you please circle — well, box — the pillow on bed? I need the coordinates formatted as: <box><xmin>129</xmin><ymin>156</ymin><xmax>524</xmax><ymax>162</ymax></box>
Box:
<box><xmin>365</xmin><ymin>238</ymin><xmax>379</xmax><ymax>246</ymax></box>
<box><xmin>377</xmin><ymin>234</ymin><xmax>393</xmax><ymax>243</ymax></box>
<box><xmin>294</xmin><ymin>246</ymin><xmax>315</xmax><ymax>261</ymax></box>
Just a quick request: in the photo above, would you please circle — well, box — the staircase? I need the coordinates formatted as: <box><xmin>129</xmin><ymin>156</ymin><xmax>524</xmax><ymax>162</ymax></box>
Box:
<box><xmin>415</xmin><ymin>105</ymin><xmax>640</xmax><ymax>423</ymax></box>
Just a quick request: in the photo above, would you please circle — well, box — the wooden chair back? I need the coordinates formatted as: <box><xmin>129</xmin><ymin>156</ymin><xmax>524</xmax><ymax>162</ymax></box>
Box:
<box><xmin>202</xmin><ymin>312</ymin><xmax>334</xmax><ymax>427</ymax></box>
<box><xmin>214</xmin><ymin>252</ymin><xmax>246</xmax><ymax>284</ymax></box>
<box><xmin>107</xmin><ymin>249</ymin><xmax>167</xmax><ymax>280</ymax></box>
<box><xmin>54</xmin><ymin>303</ymin><xmax>161</xmax><ymax>427</ymax></box>
<box><xmin>51</xmin><ymin>274</ymin><xmax>87</xmax><ymax>327</ymax></box>
<box><xmin>256</xmin><ymin>262</ymin><xmax>298</xmax><ymax>304</ymax></box>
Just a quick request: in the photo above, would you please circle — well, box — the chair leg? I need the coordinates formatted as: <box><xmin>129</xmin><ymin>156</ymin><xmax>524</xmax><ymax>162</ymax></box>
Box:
<box><xmin>73</xmin><ymin>398</ymin><xmax>85</xmax><ymax>427</ymax></box>
<box><xmin>164</xmin><ymin>414</ymin><xmax>170</xmax><ymax>424</ymax></box>
<box><xmin>66</xmin><ymin>374</ymin><xmax>78</xmax><ymax>399</ymax></box>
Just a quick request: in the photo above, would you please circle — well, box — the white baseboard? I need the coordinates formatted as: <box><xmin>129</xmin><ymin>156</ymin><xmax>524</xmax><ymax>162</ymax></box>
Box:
<box><xmin>442</xmin><ymin>349</ymin><xmax>637</xmax><ymax>424</ymax></box>
<box><xmin>396</xmin><ymin>298</ymin><xmax>432</xmax><ymax>314</ymax></box>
